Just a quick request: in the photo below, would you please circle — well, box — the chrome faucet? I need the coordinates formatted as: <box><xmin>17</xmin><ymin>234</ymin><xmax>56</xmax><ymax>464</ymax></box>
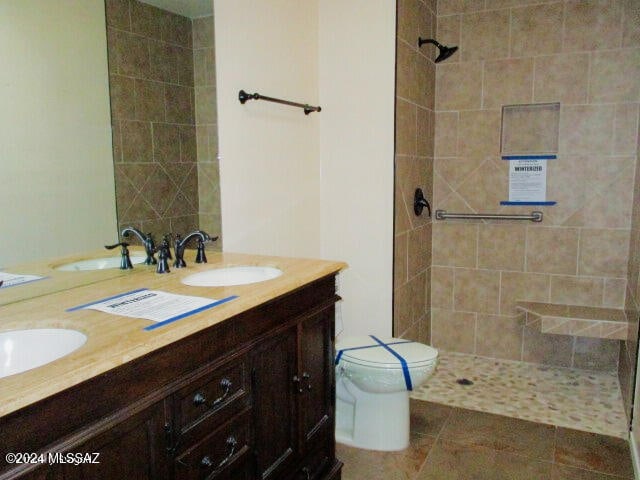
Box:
<box><xmin>121</xmin><ymin>227</ymin><xmax>157</xmax><ymax>265</ymax></box>
<box><xmin>173</xmin><ymin>230</ymin><xmax>217</xmax><ymax>268</ymax></box>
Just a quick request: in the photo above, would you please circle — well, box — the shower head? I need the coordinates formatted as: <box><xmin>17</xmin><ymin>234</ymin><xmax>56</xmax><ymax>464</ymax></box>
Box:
<box><xmin>417</xmin><ymin>38</ymin><xmax>458</xmax><ymax>63</ymax></box>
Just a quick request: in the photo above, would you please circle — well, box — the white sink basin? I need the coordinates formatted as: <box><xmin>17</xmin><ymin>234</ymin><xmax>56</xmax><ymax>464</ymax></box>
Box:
<box><xmin>0</xmin><ymin>329</ymin><xmax>87</xmax><ymax>378</ymax></box>
<box><xmin>56</xmin><ymin>254</ymin><xmax>147</xmax><ymax>272</ymax></box>
<box><xmin>182</xmin><ymin>266</ymin><xmax>283</xmax><ymax>287</ymax></box>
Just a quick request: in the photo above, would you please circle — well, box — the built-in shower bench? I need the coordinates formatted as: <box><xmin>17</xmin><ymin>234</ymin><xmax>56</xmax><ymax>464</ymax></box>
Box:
<box><xmin>516</xmin><ymin>302</ymin><xmax>628</xmax><ymax>340</ymax></box>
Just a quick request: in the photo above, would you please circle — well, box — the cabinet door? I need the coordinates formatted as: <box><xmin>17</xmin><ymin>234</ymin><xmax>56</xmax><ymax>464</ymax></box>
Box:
<box><xmin>62</xmin><ymin>401</ymin><xmax>170</xmax><ymax>480</ymax></box>
<box><xmin>251</xmin><ymin>326</ymin><xmax>298</xmax><ymax>480</ymax></box>
<box><xmin>298</xmin><ymin>307</ymin><xmax>334</xmax><ymax>453</ymax></box>
<box><xmin>2</xmin><ymin>464</ymin><xmax>64</xmax><ymax>480</ymax></box>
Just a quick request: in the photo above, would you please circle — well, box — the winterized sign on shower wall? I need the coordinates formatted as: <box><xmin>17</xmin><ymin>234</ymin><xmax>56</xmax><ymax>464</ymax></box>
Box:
<box><xmin>499</xmin><ymin>103</ymin><xmax>560</xmax><ymax>206</ymax></box>
<box><xmin>500</xmin><ymin>155</ymin><xmax>556</xmax><ymax>206</ymax></box>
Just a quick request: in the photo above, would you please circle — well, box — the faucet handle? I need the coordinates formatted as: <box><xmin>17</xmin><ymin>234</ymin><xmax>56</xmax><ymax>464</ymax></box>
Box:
<box><xmin>195</xmin><ymin>237</ymin><xmax>207</xmax><ymax>264</ymax></box>
<box><xmin>161</xmin><ymin>234</ymin><xmax>173</xmax><ymax>260</ymax></box>
<box><xmin>173</xmin><ymin>233</ymin><xmax>187</xmax><ymax>268</ymax></box>
<box><xmin>104</xmin><ymin>242</ymin><xmax>133</xmax><ymax>270</ymax></box>
<box><xmin>156</xmin><ymin>242</ymin><xmax>170</xmax><ymax>274</ymax></box>
<box><xmin>143</xmin><ymin>232</ymin><xmax>157</xmax><ymax>266</ymax></box>
<box><xmin>195</xmin><ymin>233</ymin><xmax>219</xmax><ymax>264</ymax></box>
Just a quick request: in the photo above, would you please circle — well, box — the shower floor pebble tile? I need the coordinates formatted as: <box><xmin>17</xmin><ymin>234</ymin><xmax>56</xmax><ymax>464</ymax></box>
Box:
<box><xmin>410</xmin><ymin>352</ymin><xmax>628</xmax><ymax>438</ymax></box>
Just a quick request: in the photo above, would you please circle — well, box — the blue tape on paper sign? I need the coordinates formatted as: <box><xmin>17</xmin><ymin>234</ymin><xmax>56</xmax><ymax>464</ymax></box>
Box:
<box><xmin>500</xmin><ymin>201</ymin><xmax>557</xmax><ymax>206</ymax></box>
<box><xmin>335</xmin><ymin>336</ymin><xmax>414</xmax><ymax>391</ymax></box>
<box><xmin>66</xmin><ymin>288</ymin><xmax>149</xmax><ymax>311</ymax></box>
<box><xmin>143</xmin><ymin>295</ymin><xmax>238</xmax><ymax>331</ymax></box>
<box><xmin>0</xmin><ymin>276</ymin><xmax>49</xmax><ymax>289</ymax></box>
<box><xmin>501</xmin><ymin>155</ymin><xmax>556</xmax><ymax>160</ymax></box>
<box><xmin>67</xmin><ymin>290</ymin><xmax>238</xmax><ymax>331</ymax></box>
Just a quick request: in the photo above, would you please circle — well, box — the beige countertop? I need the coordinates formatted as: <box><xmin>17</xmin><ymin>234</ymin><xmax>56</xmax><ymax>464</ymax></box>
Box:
<box><xmin>0</xmin><ymin>248</ymin><xmax>151</xmax><ymax>307</ymax></box>
<box><xmin>0</xmin><ymin>252</ymin><xmax>346</xmax><ymax>417</ymax></box>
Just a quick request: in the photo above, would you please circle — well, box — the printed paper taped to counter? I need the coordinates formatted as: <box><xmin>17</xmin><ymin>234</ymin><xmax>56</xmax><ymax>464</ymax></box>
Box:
<box><xmin>79</xmin><ymin>289</ymin><xmax>220</xmax><ymax>323</ymax></box>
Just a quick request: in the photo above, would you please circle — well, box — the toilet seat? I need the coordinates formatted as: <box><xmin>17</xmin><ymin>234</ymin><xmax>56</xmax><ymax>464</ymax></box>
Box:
<box><xmin>336</xmin><ymin>336</ymin><xmax>438</xmax><ymax>369</ymax></box>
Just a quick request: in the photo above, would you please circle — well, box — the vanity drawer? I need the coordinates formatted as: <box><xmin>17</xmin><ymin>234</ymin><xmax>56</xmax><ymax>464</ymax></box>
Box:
<box><xmin>292</xmin><ymin>444</ymin><xmax>330</xmax><ymax>480</ymax></box>
<box><xmin>173</xmin><ymin>358</ymin><xmax>250</xmax><ymax>441</ymax></box>
<box><xmin>174</xmin><ymin>408</ymin><xmax>253</xmax><ymax>480</ymax></box>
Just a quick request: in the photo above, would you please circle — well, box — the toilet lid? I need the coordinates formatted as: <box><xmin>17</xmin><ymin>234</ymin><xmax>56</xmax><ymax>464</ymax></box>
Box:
<box><xmin>336</xmin><ymin>335</ymin><xmax>438</xmax><ymax>369</ymax></box>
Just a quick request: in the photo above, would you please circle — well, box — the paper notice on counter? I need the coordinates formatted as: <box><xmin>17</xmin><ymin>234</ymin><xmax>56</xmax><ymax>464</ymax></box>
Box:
<box><xmin>69</xmin><ymin>288</ymin><xmax>224</xmax><ymax>324</ymax></box>
<box><xmin>508</xmin><ymin>159</ymin><xmax>547</xmax><ymax>202</ymax></box>
<box><xmin>0</xmin><ymin>272</ymin><xmax>46</xmax><ymax>288</ymax></box>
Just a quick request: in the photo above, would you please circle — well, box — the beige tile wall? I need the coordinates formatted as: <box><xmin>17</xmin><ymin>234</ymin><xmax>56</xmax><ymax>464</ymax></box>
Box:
<box><xmin>106</xmin><ymin>0</ymin><xmax>208</xmax><ymax>243</ymax></box>
<box><xmin>621</xmin><ymin>92</ymin><xmax>640</xmax><ymax>423</ymax></box>
<box><xmin>193</xmin><ymin>15</ymin><xmax>222</xmax><ymax>248</ymax></box>
<box><xmin>394</xmin><ymin>0</ymin><xmax>437</xmax><ymax>342</ymax></box>
<box><xmin>431</xmin><ymin>0</ymin><xmax>639</xmax><ymax>372</ymax></box>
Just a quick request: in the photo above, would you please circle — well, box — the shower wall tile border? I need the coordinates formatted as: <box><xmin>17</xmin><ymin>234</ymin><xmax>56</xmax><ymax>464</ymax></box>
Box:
<box><xmin>394</xmin><ymin>0</ymin><xmax>437</xmax><ymax>342</ymax></box>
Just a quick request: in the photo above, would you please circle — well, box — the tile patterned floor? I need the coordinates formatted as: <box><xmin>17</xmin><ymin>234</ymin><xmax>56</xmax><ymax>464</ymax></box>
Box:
<box><xmin>338</xmin><ymin>401</ymin><xmax>636</xmax><ymax>480</ymax></box>
<box><xmin>410</xmin><ymin>351</ymin><xmax>628</xmax><ymax>438</ymax></box>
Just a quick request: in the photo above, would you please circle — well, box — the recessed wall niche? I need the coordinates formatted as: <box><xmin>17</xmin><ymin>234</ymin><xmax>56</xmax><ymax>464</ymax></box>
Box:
<box><xmin>501</xmin><ymin>103</ymin><xmax>560</xmax><ymax>154</ymax></box>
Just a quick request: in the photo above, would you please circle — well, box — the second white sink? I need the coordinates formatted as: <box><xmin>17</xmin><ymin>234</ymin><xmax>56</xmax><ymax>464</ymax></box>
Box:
<box><xmin>56</xmin><ymin>255</ymin><xmax>148</xmax><ymax>272</ymax></box>
<box><xmin>181</xmin><ymin>266</ymin><xmax>283</xmax><ymax>287</ymax></box>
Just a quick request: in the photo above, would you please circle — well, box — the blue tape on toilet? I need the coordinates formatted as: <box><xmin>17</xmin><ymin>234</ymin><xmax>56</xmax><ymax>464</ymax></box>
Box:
<box><xmin>335</xmin><ymin>337</ymin><xmax>415</xmax><ymax>391</ymax></box>
<box><xmin>335</xmin><ymin>340</ymin><xmax>412</xmax><ymax>365</ymax></box>
<box><xmin>369</xmin><ymin>335</ymin><xmax>413</xmax><ymax>391</ymax></box>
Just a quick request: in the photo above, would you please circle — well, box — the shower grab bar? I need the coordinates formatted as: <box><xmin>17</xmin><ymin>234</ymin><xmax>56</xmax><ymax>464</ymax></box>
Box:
<box><xmin>435</xmin><ymin>210</ymin><xmax>543</xmax><ymax>222</ymax></box>
<box><xmin>238</xmin><ymin>89</ymin><xmax>321</xmax><ymax>115</ymax></box>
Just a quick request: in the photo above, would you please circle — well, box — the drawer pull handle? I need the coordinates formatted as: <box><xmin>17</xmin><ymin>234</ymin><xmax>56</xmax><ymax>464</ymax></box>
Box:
<box><xmin>292</xmin><ymin>375</ymin><xmax>303</xmax><ymax>393</ymax></box>
<box><xmin>302</xmin><ymin>466</ymin><xmax>311</xmax><ymax>479</ymax></box>
<box><xmin>200</xmin><ymin>436</ymin><xmax>238</xmax><ymax>470</ymax></box>
<box><xmin>193</xmin><ymin>378</ymin><xmax>233</xmax><ymax>408</ymax></box>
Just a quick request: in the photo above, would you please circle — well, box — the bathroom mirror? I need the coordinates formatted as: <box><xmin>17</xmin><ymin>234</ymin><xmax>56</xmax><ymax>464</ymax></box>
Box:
<box><xmin>0</xmin><ymin>0</ymin><xmax>220</xmax><ymax>304</ymax></box>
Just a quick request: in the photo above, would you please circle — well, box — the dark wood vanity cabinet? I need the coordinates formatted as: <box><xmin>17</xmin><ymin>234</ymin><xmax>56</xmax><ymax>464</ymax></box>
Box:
<box><xmin>62</xmin><ymin>401</ymin><xmax>171</xmax><ymax>480</ymax></box>
<box><xmin>0</xmin><ymin>275</ymin><xmax>342</xmax><ymax>480</ymax></box>
<box><xmin>252</xmin><ymin>306</ymin><xmax>335</xmax><ymax>480</ymax></box>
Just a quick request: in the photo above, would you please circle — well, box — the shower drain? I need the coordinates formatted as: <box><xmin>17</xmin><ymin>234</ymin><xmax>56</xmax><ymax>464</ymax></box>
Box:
<box><xmin>456</xmin><ymin>378</ymin><xmax>474</xmax><ymax>386</ymax></box>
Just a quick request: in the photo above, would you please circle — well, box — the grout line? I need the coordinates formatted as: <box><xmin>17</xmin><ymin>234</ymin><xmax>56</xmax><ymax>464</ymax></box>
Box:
<box><xmin>414</xmin><ymin>404</ymin><xmax>454</xmax><ymax>478</ymax></box>
<box><xmin>480</xmin><ymin>60</ymin><xmax>485</xmax><ymax>109</ymax></box>
<box><xmin>473</xmin><ymin>312</ymin><xmax>478</xmax><ymax>355</ymax></box>
<box><xmin>575</xmin><ymin>228</ymin><xmax>582</xmax><ymax>277</ymax></box>
<box><xmin>498</xmin><ymin>271</ymin><xmax>503</xmax><ymax>315</ymax></box>
<box><xmin>507</xmin><ymin>7</ymin><xmax>513</xmax><ymax>59</ymax></box>
<box><xmin>560</xmin><ymin>1</ymin><xmax>567</xmax><ymax>54</ymax></box>
<box><xmin>520</xmin><ymin>313</ymin><xmax>526</xmax><ymax>361</ymax></box>
<box><xmin>586</xmin><ymin>50</ymin><xmax>593</xmax><ymax>104</ymax></box>
<box><xmin>451</xmin><ymin>268</ymin><xmax>457</xmax><ymax>312</ymax></box>
<box><xmin>475</xmin><ymin>223</ymin><xmax>480</xmax><ymax>269</ymax></box>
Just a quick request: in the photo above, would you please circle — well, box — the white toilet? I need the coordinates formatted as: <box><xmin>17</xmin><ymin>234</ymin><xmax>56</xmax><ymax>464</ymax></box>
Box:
<box><xmin>335</xmin><ymin>335</ymin><xmax>438</xmax><ymax>451</ymax></box>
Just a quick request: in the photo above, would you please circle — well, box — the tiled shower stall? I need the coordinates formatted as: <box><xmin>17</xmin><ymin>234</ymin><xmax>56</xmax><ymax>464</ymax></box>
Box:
<box><xmin>394</xmin><ymin>0</ymin><xmax>640</xmax><ymax>433</ymax></box>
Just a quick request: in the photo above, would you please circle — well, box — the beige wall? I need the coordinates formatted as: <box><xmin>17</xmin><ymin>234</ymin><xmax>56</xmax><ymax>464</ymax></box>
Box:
<box><xmin>319</xmin><ymin>0</ymin><xmax>396</xmax><ymax>337</ymax></box>
<box><xmin>106</xmin><ymin>0</ymin><xmax>202</xmax><ymax>240</ymax></box>
<box><xmin>215</xmin><ymin>0</ymin><xmax>396</xmax><ymax>335</ymax></box>
<box><xmin>215</xmin><ymin>0</ymin><xmax>321</xmax><ymax>257</ymax></box>
<box><xmin>0</xmin><ymin>0</ymin><xmax>117</xmax><ymax>265</ymax></box>
<box><xmin>394</xmin><ymin>0</ymin><xmax>437</xmax><ymax>342</ymax></box>
<box><xmin>431</xmin><ymin>0</ymin><xmax>639</xmax><ymax>370</ymax></box>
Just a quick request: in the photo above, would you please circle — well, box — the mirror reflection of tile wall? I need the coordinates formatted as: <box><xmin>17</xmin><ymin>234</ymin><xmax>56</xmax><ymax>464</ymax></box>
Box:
<box><xmin>105</xmin><ymin>0</ymin><xmax>221</xmax><ymax>248</ymax></box>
